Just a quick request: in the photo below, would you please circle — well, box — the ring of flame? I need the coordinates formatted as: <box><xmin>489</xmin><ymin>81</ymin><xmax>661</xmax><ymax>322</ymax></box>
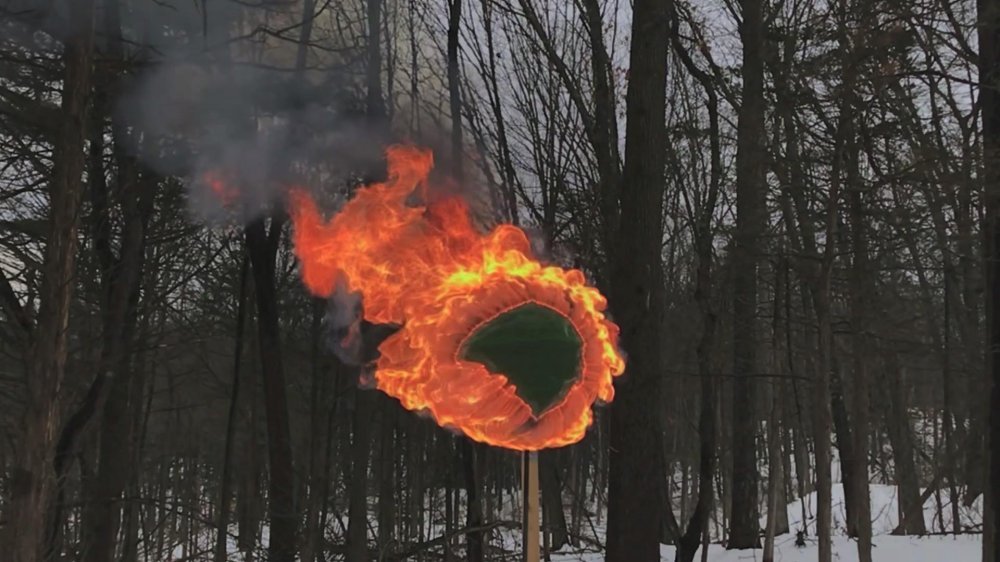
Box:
<box><xmin>289</xmin><ymin>145</ymin><xmax>625</xmax><ymax>450</ymax></box>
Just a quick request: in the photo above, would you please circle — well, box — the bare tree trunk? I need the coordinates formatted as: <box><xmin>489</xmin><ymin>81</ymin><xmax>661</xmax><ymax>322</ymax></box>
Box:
<box><xmin>776</xmin><ymin>316</ymin><xmax>790</xmax><ymax>536</ymax></box>
<box><xmin>813</xmin><ymin>288</ymin><xmax>835</xmax><ymax>562</ymax></box>
<box><xmin>246</xmin><ymin>217</ymin><xmax>298</xmax><ymax>562</ymax></box>
<box><xmin>577</xmin><ymin>0</ymin><xmax>622</xmax><ymax>250</ymax></box>
<box><xmin>447</xmin><ymin>0</ymin><xmax>464</xmax><ymax>177</ymax></box>
<box><xmin>605</xmin><ymin>1</ymin><xmax>670</xmax><ymax>561</ymax></box>
<box><xmin>882</xmin><ymin>353</ymin><xmax>927</xmax><ymax>535</ymax></box>
<box><xmin>301</xmin><ymin>297</ymin><xmax>330</xmax><ymax>562</ymax></box>
<box><xmin>897</xmin><ymin>176</ymin><xmax>963</xmax><ymax>534</ymax></box>
<box><xmin>763</xmin><ymin>387</ymin><xmax>783</xmax><ymax>562</ymax></box>
<box><xmin>79</xmin><ymin>323</ymin><xmax>145</xmax><ymax>562</ymax></box>
<box><xmin>772</xmin><ymin>7</ymin><xmax>845</xmax><ymax>556</ymax></box>
<box><xmin>345</xmin><ymin>2</ymin><xmax>386</xmax><ymax>559</ymax></box>
<box><xmin>120</xmin><ymin>478</ymin><xmax>140</xmax><ymax>562</ymax></box>
<box><xmin>764</xmin><ymin>251</ymin><xmax>793</xmax><ymax>562</ymax></box>
<box><xmin>76</xmin><ymin>4</ymin><xmax>157</xmax><ymax>558</ymax></box>
<box><xmin>846</xmin><ymin>132</ymin><xmax>872</xmax><ymax>562</ymax></box>
<box><xmin>315</xmin><ymin>357</ymin><xmax>341</xmax><ymax>562</ymax></box>
<box><xmin>943</xmin><ymin>281</ymin><xmax>962</xmax><ymax>535</ymax></box>
<box><xmin>444</xmin><ymin>2</ymin><xmax>485</xmax><ymax>558</ymax></box>
<box><xmin>238</xmin><ymin>330</ymin><xmax>263</xmax><ymax>556</ymax></box>
<box><xmin>377</xmin><ymin>402</ymin><xmax>397</xmax><ymax>558</ymax></box>
<box><xmin>1</xmin><ymin>2</ymin><xmax>96</xmax><ymax>559</ymax></box>
<box><xmin>461</xmin><ymin>440</ymin><xmax>484</xmax><ymax>561</ymax></box>
<box><xmin>366</xmin><ymin>0</ymin><xmax>386</xmax><ymax>123</ymax></box>
<box><xmin>729</xmin><ymin>0</ymin><xmax>766</xmax><ymax>547</ymax></box>
<box><xmin>347</xmin><ymin>389</ymin><xmax>373</xmax><ymax>562</ymax></box>
<box><xmin>771</xmin><ymin>29</ymin><xmax>812</xmax><ymax>524</ymax></box>
<box><xmin>215</xmin><ymin>255</ymin><xmax>250</xmax><ymax>562</ymax></box>
<box><xmin>982</xmin><ymin>0</ymin><xmax>1000</xmax><ymax>556</ymax></box>
<box><xmin>475</xmin><ymin>0</ymin><xmax>519</xmax><ymax>224</ymax></box>
<box><xmin>831</xmin><ymin>362</ymin><xmax>857</xmax><ymax>535</ymax></box>
<box><xmin>540</xmin><ymin>451</ymin><xmax>569</xmax><ymax>551</ymax></box>
<box><xmin>668</xmin><ymin>4</ymin><xmax>721</xmax><ymax>560</ymax></box>
<box><xmin>444</xmin><ymin>452</ymin><xmax>454</xmax><ymax>561</ymax></box>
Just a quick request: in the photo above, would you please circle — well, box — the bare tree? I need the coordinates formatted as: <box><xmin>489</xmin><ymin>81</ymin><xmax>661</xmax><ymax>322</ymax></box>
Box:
<box><xmin>728</xmin><ymin>0</ymin><xmax>766</xmax><ymax>547</ymax></box>
<box><xmin>980</xmin><ymin>0</ymin><xmax>1000</xmax><ymax>555</ymax></box>
<box><xmin>0</xmin><ymin>2</ymin><xmax>97</xmax><ymax>560</ymax></box>
<box><xmin>605</xmin><ymin>0</ymin><xmax>670</xmax><ymax>560</ymax></box>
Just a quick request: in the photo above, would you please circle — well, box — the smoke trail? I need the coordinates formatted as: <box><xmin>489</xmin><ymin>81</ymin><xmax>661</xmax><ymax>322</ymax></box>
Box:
<box><xmin>4</xmin><ymin>0</ymin><xmax>505</xmax><ymax>380</ymax></box>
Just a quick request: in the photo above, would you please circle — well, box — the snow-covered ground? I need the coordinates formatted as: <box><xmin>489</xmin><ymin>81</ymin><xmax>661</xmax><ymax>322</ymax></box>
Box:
<box><xmin>171</xmin><ymin>482</ymin><xmax>981</xmax><ymax>560</ymax></box>
<box><xmin>542</xmin><ymin>483</ymin><xmax>982</xmax><ymax>562</ymax></box>
<box><xmin>546</xmin><ymin>536</ymin><xmax>980</xmax><ymax>562</ymax></box>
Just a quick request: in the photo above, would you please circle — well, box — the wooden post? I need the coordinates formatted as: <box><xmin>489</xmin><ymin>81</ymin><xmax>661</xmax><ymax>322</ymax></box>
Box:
<box><xmin>522</xmin><ymin>451</ymin><xmax>540</xmax><ymax>562</ymax></box>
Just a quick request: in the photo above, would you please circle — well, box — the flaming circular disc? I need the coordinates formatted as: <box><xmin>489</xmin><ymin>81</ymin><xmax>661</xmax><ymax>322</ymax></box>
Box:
<box><xmin>289</xmin><ymin>145</ymin><xmax>625</xmax><ymax>451</ymax></box>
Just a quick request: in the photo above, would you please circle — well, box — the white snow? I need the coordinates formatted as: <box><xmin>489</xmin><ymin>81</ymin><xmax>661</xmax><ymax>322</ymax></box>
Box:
<box><xmin>544</xmin><ymin>483</ymin><xmax>983</xmax><ymax>562</ymax></box>
<box><xmin>167</xmin><ymin>483</ymin><xmax>981</xmax><ymax>561</ymax></box>
<box><xmin>546</xmin><ymin>536</ymin><xmax>981</xmax><ymax>562</ymax></box>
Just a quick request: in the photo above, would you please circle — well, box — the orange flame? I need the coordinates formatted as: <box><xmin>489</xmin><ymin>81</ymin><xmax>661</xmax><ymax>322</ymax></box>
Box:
<box><xmin>289</xmin><ymin>145</ymin><xmax>624</xmax><ymax>450</ymax></box>
<box><xmin>203</xmin><ymin>171</ymin><xmax>240</xmax><ymax>207</ymax></box>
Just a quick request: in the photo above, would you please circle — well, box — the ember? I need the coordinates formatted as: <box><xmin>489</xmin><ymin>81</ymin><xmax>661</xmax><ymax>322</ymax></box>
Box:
<box><xmin>289</xmin><ymin>145</ymin><xmax>624</xmax><ymax>450</ymax></box>
<box><xmin>203</xmin><ymin>171</ymin><xmax>240</xmax><ymax>207</ymax></box>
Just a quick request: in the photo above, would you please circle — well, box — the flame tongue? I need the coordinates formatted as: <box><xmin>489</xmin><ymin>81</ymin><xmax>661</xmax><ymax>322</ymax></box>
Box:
<box><xmin>289</xmin><ymin>145</ymin><xmax>625</xmax><ymax>450</ymax></box>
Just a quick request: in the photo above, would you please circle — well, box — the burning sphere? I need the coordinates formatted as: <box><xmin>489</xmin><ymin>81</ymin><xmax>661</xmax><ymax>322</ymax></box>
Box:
<box><xmin>289</xmin><ymin>145</ymin><xmax>624</xmax><ymax>450</ymax></box>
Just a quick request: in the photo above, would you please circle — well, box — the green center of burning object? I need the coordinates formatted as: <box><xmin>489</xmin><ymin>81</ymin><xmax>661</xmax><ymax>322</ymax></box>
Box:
<box><xmin>458</xmin><ymin>303</ymin><xmax>583</xmax><ymax>417</ymax></box>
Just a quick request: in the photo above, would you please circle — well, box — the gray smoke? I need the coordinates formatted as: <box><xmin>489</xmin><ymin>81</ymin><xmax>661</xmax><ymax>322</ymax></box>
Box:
<box><xmin>324</xmin><ymin>279</ymin><xmax>364</xmax><ymax>366</ymax></box>
<box><xmin>3</xmin><ymin>0</ymin><xmax>389</xmax><ymax>222</ymax></box>
<box><xmin>4</xmin><ymin>0</ymin><xmax>503</xmax><ymax>377</ymax></box>
<box><xmin>324</xmin><ymin>277</ymin><xmax>401</xmax><ymax>377</ymax></box>
<box><xmin>119</xmin><ymin>59</ymin><xmax>386</xmax><ymax>223</ymax></box>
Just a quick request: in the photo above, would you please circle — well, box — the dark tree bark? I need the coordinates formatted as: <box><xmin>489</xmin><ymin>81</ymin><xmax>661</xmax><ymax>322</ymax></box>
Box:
<box><xmin>774</xmin><ymin>16</ymin><xmax>845</xmax><ymax>559</ymax></box>
<box><xmin>237</xmin><ymin>332</ymin><xmax>264</xmax><ymax>556</ymax></box>
<box><xmin>728</xmin><ymin>0</ymin><xmax>766</xmax><ymax>548</ymax></box>
<box><xmin>302</xmin><ymin>298</ymin><xmax>328</xmax><ymax>562</ymax></box>
<box><xmin>346</xmin><ymin>387</ymin><xmax>373</xmax><ymax>562</ymax></box>
<box><xmin>246</xmin><ymin>217</ymin><xmax>298</xmax><ymax>562</ymax></box>
<box><xmin>461</xmin><ymin>440</ymin><xmax>484</xmax><ymax>562</ymax></box>
<box><xmin>444</xmin><ymin>2</ymin><xmax>485</xmax><ymax>559</ymax></box>
<box><xmin>578</xmin><ymin>0</ymin><xmax>623</xmax><ymax>250</ymax></box>
<box><xmin>72</xmin><ymin>2</ymin><xmax>156</xmax><ymax>559</ymax></box>
<box><xmin>366</xmin><ymin>0</ymin><xmax>386</xmax><ymax>122</ymax></box>
<box><xmin>770</xmin><ymin>33</ymin><xmax>813</xmax><ymax>535</ymax></box>
<box><xmin>540</xmin><ymin>451</ymin><xmax>569</xmax><ymax>551</ymax></box>
<box><xmin>215</xmin><ymin>255</ymin><xmax>250</xmax><ymax>562</ymax></box>
<box><xmin>475</xmin><ymin>0</ymin><xmax>519</xmax><ymax>224</ymax></box>
<box><xmin>667</xmin><ymin>4</ymin><xmax>722</xmax><ymax>560</ymax></box>
<box><xmin>846</xmin><ymin>128</ymin><xmax>873</xmax><ymax>562</ymax></box>
<box><xmin>345</xmin><ymin>3</ymin><xmax>387</xmax><ymax>560</ymax></box>
<box><xmin>605</xmin><ymin>1</ymin><xmax>670</xmax><ymax>561</ymax></box>
<box><xmin>830</xmin><ymin>364</ymin><xmax>857</xmax><ymax>534</ymax></box>
<box><xmin>812</xmin><ymin>263</ymin><xmax>836</xmax><ymax>562</ymax></box>
<box><xmin>982</xmin><ymin>0</ymin><xmax>1000</xmax><ymax>556</ymax></box>
<box><xmin>763</xmin><ymin>386</ymin><xmax>783</xmax><ymax>562</ymax></box>
<box><xmin>0</xmin><ymin>2</ymin><xmax>97</xmax><ymax>560</ymax></box>
<box><xmin>447</xmin><ymin>0</ymin><xmax>464</xmax><ymax>178</ymax></box>
<box><xmin>376</xmin><ymin>401</ymin><xmax>397</xmax><ymax>557</ymax></box>
<box><xmin>882</xmin><ymin>354</ymin><xmax>927</xmax><ymax>535</ymax></box>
